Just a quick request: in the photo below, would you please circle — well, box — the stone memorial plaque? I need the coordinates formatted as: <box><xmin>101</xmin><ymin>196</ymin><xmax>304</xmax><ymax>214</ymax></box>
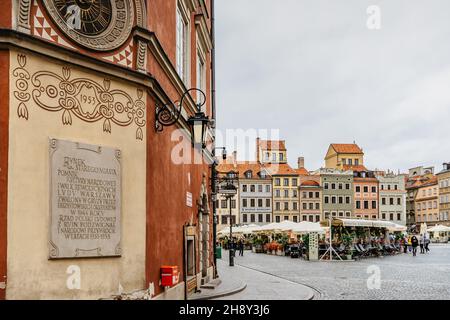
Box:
<box><xmin>49</xmin><ymin>139</ymin><xmax>121</xmax><ymax>259</ymax></box>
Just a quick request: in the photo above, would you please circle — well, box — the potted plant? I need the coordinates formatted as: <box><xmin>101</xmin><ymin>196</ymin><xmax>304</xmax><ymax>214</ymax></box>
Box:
<box><xmin>264</xmin><ymin>242</ymin><xmax>271</xmax><ymax>254</ymax></box>
<box><xmin>342</xmin><ymin>233</ymin><xmax>354</xmax><ymax>260</ymax></box>
<box><xmin>270</xmin><ymin>242</ymin><xmax>277</xmax><ymax>255</ymax></box>
<box><xmin>276</xmin><ymin>243</ymin><xmax>283</xmax><ymax>256</ymax></box>
<box><xmin>253</xmin><ymin>237</ymin><xmax>264</xmax><ymax>253</ymax></box>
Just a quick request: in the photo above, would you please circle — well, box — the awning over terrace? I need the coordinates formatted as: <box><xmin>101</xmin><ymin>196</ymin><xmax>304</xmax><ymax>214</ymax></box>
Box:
<box><xmin>324</xmin><ymin>218</ymin><xmax>396</xmax><ymax>228</ymax></box>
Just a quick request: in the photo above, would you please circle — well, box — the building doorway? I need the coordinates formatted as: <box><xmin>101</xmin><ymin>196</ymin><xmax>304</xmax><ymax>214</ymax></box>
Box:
<box><xmin>184</xmin><ymin>232</ymin><xmax>197</xmax><ymax>295</ymax></box>
<box><xmin>186</xmin><ymin>237</ymin><xmax>196</xmax><ymax>277</ymax></box>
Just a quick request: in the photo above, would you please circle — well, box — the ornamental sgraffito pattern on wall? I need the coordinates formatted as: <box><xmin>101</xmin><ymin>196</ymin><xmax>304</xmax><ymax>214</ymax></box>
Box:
<box><xmin>12</xmin><ymin>54</ymin><xmax>146</xmax><ymax>141</ymax></box>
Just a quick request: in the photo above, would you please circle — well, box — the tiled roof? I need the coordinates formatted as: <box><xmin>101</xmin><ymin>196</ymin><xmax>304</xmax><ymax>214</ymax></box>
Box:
<box><xmin>296</xmin><ymin>167</ymin><xmax>310</xmax><ymax>175</ymax></box>
<box><xmin>343</xmin><ymin>165</ymin><xmax>368</xmax><ymax>172</ymax></box>
<box><xmin>264</xmin><ymin>163</ymin><xmax>299</xmax><ymax>176</ymax></box>
<box><xmin>331</xmin><ymin>143</ymin><xmax>363</xmax><ymax>154</ymax></box>
<box><xmin>406</xmin><ymin>175</ymin><xmax>437</xmax><ymax>189</ymax></box>
<box><xmin>300</xmin><ymin>180</ymin><xmax>320</xmax><ymax>187</ymax></box>
<box><xmin>217</xmin><ymin>162</ymin><xmax>270</xmax><ymax>179</ymax></box>
<box><xmin>258</xmin><ymin>140</ymin><xmax>286</xmax><ymax>151</ymax></box>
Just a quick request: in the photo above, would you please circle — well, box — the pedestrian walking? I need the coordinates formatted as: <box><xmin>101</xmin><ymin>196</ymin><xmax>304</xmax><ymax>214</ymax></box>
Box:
<box><xmin>402</xmin><ymin>236</ymin><xmax>407</xmax><ymax>254</ymax></box>
<box><xmin>419</xmin><ymin>234</ymin><xmax>425</xmax><ymax>254</ymax></box>
<box><xmin>411</xmin><ymin>234</ymin><xmax>419</xmax><ymax>256</ymax></box>
<box><xmin>238</xmin><ymin>239</ymin><xmax>244</xmax><ymax>256</ymax></box>
<box><xmin>425</xmin><ymin>233</ymin><xmax>430</xmax><ymax>253</ymax></box>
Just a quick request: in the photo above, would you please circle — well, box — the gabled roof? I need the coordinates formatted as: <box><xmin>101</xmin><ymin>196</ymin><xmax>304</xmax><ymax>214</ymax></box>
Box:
<box><xmin>331</xmin><ymin>143</ymin><xmax>363</xmax><ymax>154</ymax></box>
<box><xmin>258</xmin><ymin>140</ymin><xmax>286</xmax><ymax>151</ymax></box>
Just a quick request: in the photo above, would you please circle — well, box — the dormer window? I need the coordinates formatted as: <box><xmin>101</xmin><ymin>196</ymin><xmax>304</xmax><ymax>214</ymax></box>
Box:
<box><xmin>227</xmin><ymin>172</ymin><xmax>237</xmax><ymax>179</ymax></box>
<box><xmin>260</xmin><ymin>171</ymin><xmax>266</xmax><ymax>179</ymax></box>
<box><xmin>245</xmin><ymin>171</ymin><xmax>252</xmax><ymax>179</ymax></box>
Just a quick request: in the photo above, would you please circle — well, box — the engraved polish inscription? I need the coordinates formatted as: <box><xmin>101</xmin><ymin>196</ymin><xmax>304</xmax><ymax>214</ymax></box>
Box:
<box><xmin>49</xmin><ymin>139</ymin><xmax>121</xmax><ymax>259</ymax></box>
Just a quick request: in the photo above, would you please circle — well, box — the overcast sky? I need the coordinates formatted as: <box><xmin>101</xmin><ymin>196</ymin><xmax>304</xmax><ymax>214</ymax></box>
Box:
<box><xmin>215</xmin><ymin>0</ymin><xmax>450</xmax><ymax>173</ymax></box>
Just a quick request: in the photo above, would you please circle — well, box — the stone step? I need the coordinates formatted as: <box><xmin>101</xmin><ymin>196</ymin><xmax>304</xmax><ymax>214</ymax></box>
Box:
<box><xmin>200</xmin><ymin>278</ymin><xmax>222</xmax><ymax>289</ymax></box>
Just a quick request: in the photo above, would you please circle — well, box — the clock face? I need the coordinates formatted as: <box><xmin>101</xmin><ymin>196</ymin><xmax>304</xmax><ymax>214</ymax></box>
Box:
<box><xmin>43</xmin><ymin>0</ymin><xmax>134</xmax><ymax>51</ymax></box>
<box><xmin>54</xmin><ymin>0</ymin><xmax>113</xmax><ymax>36</ymax></box>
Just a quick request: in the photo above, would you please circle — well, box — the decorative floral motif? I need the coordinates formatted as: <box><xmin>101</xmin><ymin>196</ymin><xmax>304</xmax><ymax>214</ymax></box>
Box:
<box><xmin>13</xmin><ymin>54</ymin><xmax>31</xmax><ymax>120</ymax></box>
<box><xmin>12</xmin><ymin>54</ymin><xmax>146</xmax><ymax>140</ymax></box>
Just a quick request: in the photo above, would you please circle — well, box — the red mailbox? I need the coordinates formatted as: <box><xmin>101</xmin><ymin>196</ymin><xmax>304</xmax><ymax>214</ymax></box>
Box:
<box><xmin>161</xmin><ymin>266</ymin><xmax>179</xmax><ymax>287</ymax></box>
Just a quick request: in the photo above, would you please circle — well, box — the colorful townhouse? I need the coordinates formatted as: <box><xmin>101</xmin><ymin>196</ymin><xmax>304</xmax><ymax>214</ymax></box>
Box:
<box><xmin>299</xmin><ymin>174</ymin><xmax>323</xmax><ymax>223</ymax></box>
<box><xmin>238</xmin><ymin>162</ymin><xmax>273</xmax><ymax>225</ymax></box>
<box><xmin>314</xmin><ymin>168</ymin><xmax>354</xmax><ymax>219</ymax></box>
<box><xmin>324</xmin><ymin>143</ymin><xmax>365</xmax><ymax>170</ymax></box>
<box><xmin>257</xmin><ymin>139</ymin><xmax>307</xmax><ymax>223</ymax></box>
<box><xmin>376</xmin><ymin>171</ymin><xmax>407</xmax><ymax>225</ymax></box>
<box><xmin>405</xmin><ymin>166</ymin><xmax>437</xmax><ymax>228</ymax></box>
<box><xmin>353</xmin><ymin>169</ymin><xmax>379</xmax><ymax>220</ymax></box>
<box><xmin>415</xmin><ymin>176</ymin><xmax>439</xmax><ymax>225</ymax></box>
<box><xmin>437</xmin><ymin>163</ymin><xmax>450</xmax><ymax>226</ymax></box>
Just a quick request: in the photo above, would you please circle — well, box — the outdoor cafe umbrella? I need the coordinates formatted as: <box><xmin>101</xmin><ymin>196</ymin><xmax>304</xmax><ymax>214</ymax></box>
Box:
<box><xmin>276</xmin><ymin>220</ymin><xmax>301</xmax><ymax>232</ymax></box>
<box><xmin>427</xmin><ymin>224</ymin><xmax>450</xmax><ymax>232</ymax></box>
<box><xmin>254</xmin><ymin>222</ymin><xmax>283</xmax><ymax>233</ymax></box>
<box><xmin>387</xmin><ymin>223</ymin><xmax>408</xmax><ymax>233</ymax></box>
<box><xmin>291</xmin><ymin>221</ymin><xmax>325</xmax><ymax>234</ymax></box>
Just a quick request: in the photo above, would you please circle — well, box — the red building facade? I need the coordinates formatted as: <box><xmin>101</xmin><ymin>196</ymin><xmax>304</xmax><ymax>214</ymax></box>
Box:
<box><xmin>0</xmin><ymin>0</ymin><xmax>215</xmax><ymax>299</ymax></box>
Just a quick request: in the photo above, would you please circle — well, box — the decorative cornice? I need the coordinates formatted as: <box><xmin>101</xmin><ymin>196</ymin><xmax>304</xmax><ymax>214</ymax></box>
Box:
<box><xmin>0</xmin><ymin>29</ymin><xmax>150</xmax><ymax>87</ymax></box>
<box><xmin>136</xmin><ymin>28</ymin><xmax>201</xmax><ymax>118</ymax></box>
<box><xmin>0</xmin><ymin>28</ymin><xmax>216</xmax><ymax>157</ymax></box>
<box><xmin>195</xmin><ymin>14</ymin><xmax>213</xmax><ymax>52</ymax></box>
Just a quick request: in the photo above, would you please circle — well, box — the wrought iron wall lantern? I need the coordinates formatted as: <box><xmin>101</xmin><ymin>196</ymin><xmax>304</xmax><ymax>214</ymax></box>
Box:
<box><xmin>155</xmin><ymin>88</ymin><xmax>210</xmax><ymax>148</ymax></box>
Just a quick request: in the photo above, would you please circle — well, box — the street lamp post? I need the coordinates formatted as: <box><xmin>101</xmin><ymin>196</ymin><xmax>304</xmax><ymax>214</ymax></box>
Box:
<box><xmin>211</xmin><ymin>147</ymin><xmax>227</xmax><ymax>278</ymax></box>
<box><xmin>217</xmin><ymin>175</ymin><xmax>237</xmax><ymax>267</ymax></box>
<box><xmin>228</xmin><ymin>194</ymin><xmax>234</xmax><ymax>267</ymax></box>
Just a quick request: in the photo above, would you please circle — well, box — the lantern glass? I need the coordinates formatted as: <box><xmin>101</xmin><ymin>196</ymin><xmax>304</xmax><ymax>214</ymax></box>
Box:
<box><xmin>192</xmin><ymin>120</ymin><xmax>204</xmax><ymax>146</ymax></box>
<box><xmin>189</xmin><ymin>112</ymin><xmax>209</xmax><ymax>147</ymax></box>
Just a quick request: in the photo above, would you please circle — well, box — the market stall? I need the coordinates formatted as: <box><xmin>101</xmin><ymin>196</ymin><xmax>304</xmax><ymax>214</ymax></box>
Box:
<box><xmin>319</xmin><ymin>218</ymin><xmax>401</xmax><ymax>260</ymax></box>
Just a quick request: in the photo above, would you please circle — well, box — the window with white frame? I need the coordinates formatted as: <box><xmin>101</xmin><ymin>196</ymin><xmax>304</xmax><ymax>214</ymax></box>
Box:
<box><xmin>196</xmin><ymin>49</ymin><xmax>206</xmax><ymax>109</ymax></box>
<box><xmin>176</xmin><ymin>6</ymin><xmax>188</xmax><ymax>83</ymax></box>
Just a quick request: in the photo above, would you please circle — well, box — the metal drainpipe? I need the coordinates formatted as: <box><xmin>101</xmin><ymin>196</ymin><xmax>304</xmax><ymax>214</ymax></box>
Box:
<box><xmin>211</xmin><ymin>0</ymin><xmax>216</xmax><ymax>122</ymax></box>
<box><xmin>183</xmin><ymin>224</ymin><xmax>188</xmax><ymax>300</ymax></box>
<box><xmin>211</xmin><ymin>0</ymin><xmax>218</xmax><ymax>279</ymax></box>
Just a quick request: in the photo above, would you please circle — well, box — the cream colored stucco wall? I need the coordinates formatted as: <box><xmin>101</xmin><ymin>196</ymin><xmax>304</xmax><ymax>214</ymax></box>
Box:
<box><xmin>7</xmin><ymin>50</ymin><xmax>147</xmax><ymax>299</ymax></box>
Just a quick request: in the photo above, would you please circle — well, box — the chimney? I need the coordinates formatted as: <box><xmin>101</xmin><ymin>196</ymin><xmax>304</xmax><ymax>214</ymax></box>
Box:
<box><xmin>256</xmin><ymin>137</ymin><xmax>260</xmax><ymax>162</ymax></box>
<box><xmin>298</xmin><ymin>157</ymin><xmax>305</xmax><ymax>169</ymax></box>
<box><xmin>233</xmin><ymin>151</ymin><xmax>237</xmax><ymax>167</ymax></box>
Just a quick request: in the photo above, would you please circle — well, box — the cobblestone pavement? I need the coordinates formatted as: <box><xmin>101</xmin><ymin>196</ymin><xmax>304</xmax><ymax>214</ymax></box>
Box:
<box><xmin>218</xmin><ymin>244</ymin><xmax>450</xmax><ymax>300</ymax></box>
<box><xmin>214</xmin><ymin>257</ymin><xmax>315</xmax><ymax>300</ymax></box>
